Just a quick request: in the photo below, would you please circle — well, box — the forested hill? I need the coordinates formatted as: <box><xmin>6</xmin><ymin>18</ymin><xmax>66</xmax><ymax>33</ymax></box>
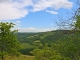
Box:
<box><xmin>17</xmin><ymin>30</ymin><xmax>74</xmax><ymax>44</ymax></box>
<box><xmin>16</xmin><ymin>30</ymin><xmax>80</xmax><ymax>57</ymax></box>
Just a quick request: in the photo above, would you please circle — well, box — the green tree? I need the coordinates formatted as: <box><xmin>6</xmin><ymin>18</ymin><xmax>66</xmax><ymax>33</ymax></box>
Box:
<box><xmin>56</xmin><ymin>33</ymin><xmax>80</xmax><ymax>60</ymax></box>
<box><xmin>30</xmin><ymin>43</ymin><xmax>62</xmax><ymax>60</ymax></box>
<box><xmin>0</xmin><ymin>22</ymin><xmax>21</xmax><ymax>60</ymax></box>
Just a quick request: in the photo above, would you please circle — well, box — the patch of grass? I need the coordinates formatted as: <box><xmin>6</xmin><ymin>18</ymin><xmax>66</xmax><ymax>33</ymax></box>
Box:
<box><xmin>5</xmin><ymin>55</ymin><xmax>34</xmax><ymax>60</ymax></box>
<box><xmin>40</xmin><ymin>32</ymin><xmax>54</xmax><ymax>39</ymax></box>
<box><xmin>21</xmin><ymin>43</ymin><xmax>35</xmax><ymax>49</ymax></box>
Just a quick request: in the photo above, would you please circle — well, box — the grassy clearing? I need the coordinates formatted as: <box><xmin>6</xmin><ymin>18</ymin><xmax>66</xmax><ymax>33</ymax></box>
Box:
<box><xmin>40</xmin><ymin>32</ymin><xmax>54</xmax><ymax>39</ymax></box>
<box><xmin>21</xmin><ymin>43</ymin><xmax>35</xmax><ymax>49</ymax></box>
<box><xmin>5</xmin><ymin>55</ymin><xmax>34</xmax><ymax>60</ymax></box>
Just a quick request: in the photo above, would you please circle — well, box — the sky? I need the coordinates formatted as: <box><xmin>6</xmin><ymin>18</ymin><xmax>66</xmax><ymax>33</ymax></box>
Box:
<box><xmin>0</xmin><ymin>0</ymin><xmax>78</xmax><ymax>32</ymax></box>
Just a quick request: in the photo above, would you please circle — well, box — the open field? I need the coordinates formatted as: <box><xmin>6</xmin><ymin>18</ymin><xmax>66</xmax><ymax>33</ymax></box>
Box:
<box><xmin>4</xmin><ymin>55</ymin><xmax>34</xmax><ymax>60</ymax></box>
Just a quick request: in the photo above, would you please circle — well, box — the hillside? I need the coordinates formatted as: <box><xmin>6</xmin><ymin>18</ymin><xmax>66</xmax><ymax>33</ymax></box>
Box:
<box><xmin>17</xmin><ymin>30</ymin><xmax>72</xmax><ymax>44</ymax></box>
<box><xmin>16</xmin><ymin>30</ymin><xmax>80</xmax><ymax>55</ymax></box>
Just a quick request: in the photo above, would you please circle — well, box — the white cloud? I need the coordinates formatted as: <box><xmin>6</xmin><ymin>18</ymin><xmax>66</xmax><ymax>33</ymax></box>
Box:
<box><xmin>0</xmin><ymin>0</ymin><xmax>11</xmax><ymax>2</ymax></box>
<box><xmin>17</xmin><ymin>27</ymin><xmax>57</xmax><ymax>32</ymax></box>
<box><xmin>46</xmin><ymin>10</ymin><xmax>58</xmax><ymax>14</ymax></box>
<box><xmin>28</xmin><ymin>27</ymin><xmax>35</xmax><ymax>30</ymax></box>
<box><xmin>15</xmin><ymin>20</ymin><xmax>21</xmax><ymax>28</ymax></box>
<box><xmin>32</xmin><ymin>0</ymin><xmax>73</xmax><ymax>12</ymax></box>
<box><xmin>0</xmin><ymin>0</ymin><xmax>73</xmax><ymax>20</ymax></box>
<box><xmin>0</xmin><ymin>0</ymin><xmax>32</xmax><ymax>20</ymax></box>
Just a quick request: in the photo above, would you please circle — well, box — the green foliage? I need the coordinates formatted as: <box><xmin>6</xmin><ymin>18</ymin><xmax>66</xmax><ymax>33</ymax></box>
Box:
<box><xmin>29</xmin><ymin>31</ymin><xmax>80</xmax><ymax>60</ymax></box>
<box><xmin>16</xmin><ymin>30</ymin><xmax>80</xmax><ymax>60</ymax></box>
<box><xmin>0</xmin><ymin>22</ymin><xmax>21</xmax><ymax>60</ymax></box>
<box><xmin>41</xmin><ymin>30</ymin><xmax>70</xmax><ymax>44</ymax></box>
<box><xmin>16</xmin><ymin>30</ymin><xmax>73</xmax><ymax>53</ymax></box>
<box><xmin>30</xmin><ymin>43</ymin><xmax>62</xmax><ymax>60</ymax></box>
<box><xmin>19</xmin><ymin>43</ymin><xmax>35</xmax><ymax>55</ymax></box>
<box><xmin>40</xmin><ymin>32</ymin><xmax>54</xmax><ymax>39</ymax></box>
<box><xmin>56</xmin><ymin>32</ymin><xmax>80</xmax><ymax>60</ymax></box>
<box><xmin>17</xmin><ymin>33</ymin><xmax>40</xmax><ymax>44</ymax></box>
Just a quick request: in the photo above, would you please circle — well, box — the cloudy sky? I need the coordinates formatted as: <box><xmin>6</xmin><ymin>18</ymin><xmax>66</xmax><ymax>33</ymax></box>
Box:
<box><xmin>0</xmin><ymin>0</ymin><xmax>77</xmax><ymax>32</ymax></box>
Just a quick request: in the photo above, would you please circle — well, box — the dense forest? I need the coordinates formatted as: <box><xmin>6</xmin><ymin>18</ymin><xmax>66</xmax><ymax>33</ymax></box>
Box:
<box><xmin>17</xmin><ymin>30</ymin><xmax>80</xmax><ymax>60</ymax></box>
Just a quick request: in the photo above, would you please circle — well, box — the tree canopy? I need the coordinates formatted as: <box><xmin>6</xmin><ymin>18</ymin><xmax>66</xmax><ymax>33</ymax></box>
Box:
<box><xmin>0</xmin><ymin>22</ymin><xmax>21</xmax><ymax>60</ymax></box>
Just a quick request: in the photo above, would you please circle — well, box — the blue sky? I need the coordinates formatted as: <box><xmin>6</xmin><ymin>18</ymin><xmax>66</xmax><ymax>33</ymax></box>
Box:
<box><xmin>0</xmin><ymin>0</ymin><xmax>78</xmax><ymax>32</ymax></box>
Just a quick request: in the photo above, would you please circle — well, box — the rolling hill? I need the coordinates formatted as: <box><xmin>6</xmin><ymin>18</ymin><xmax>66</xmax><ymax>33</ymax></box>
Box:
<box><xmin>17</xmin><ymin>30</ymin><xmax>80</xmax><ymax>55</ymax></box>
